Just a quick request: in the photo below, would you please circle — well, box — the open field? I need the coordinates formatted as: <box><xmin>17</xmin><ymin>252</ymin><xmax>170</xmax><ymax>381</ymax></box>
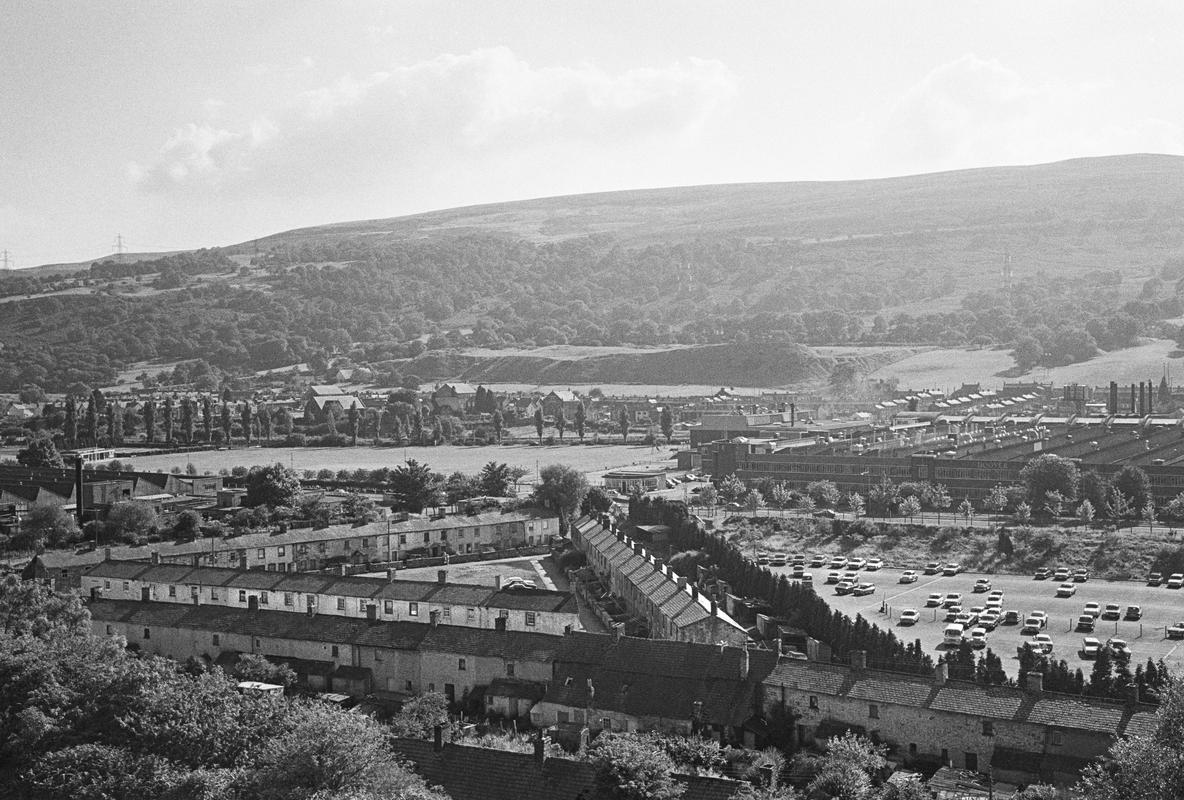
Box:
<box><xmin>118</xmin><ymin>443</ymin><xmax>677</xmax><ymax>482</ymax></box>
<box><xmin>458</xmin><ymin>344</ymin><xmax>690</xmax><ymax>360</ymax></box>
<box><xmin>865</xmin><ymin>338</ymin><xmax>1184</xmax><ymax>390</ymax></box>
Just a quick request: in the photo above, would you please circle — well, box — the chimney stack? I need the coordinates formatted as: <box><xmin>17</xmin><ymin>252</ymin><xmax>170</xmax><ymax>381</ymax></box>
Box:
<box><xmin>850</xmin><ymin>650</ymin><xmax>867</xmax><ymax>670</ymax></box>
<box><xmin>1140</xmin><ymin>382</ymin><xmax>1147</xmax><ymax>416</ymax></box>
<box><xmin>104</xmin><ymin>546</ymin><xmax>112</xmax><ymax>561</ymax></box>
<box><xmin>387</xmin><ymin>568</ymin><xmax>397</xmax><ymax>582</ymax></box>
<box><xmin>691</xmin><ymin>584</ymin><xmax>699</xmax><ymax>601</ymax></box>
<box><xmin>1026</xmin><ymin>671</ymin><xmax>1044</xmax><ymax>694</ymax></box>
<box><xmin>339</xmin><ymin>564</ymin><xmax>348</xmax><ymax>576</ymax></box>
<box><xmin>676</xmin><ymin>576</ymin><xmax>688</xmax><ymax>591</ymax></box>
<box><xmin>1109</xmin><ymin>381</ymin><xmax>1119</xmax><ymax>415</ymax></box>
<box><xmin>1131</xmin><ymin>384</ymin><xmax>1138</xmax><ymax>415</ymax></box>
<box><xmin>709</xmin><ymin>599</ymin><xmax>718</xmax><ymax>617</ymax></box>
<box><xmin>495</xmin><ymin>575</ymin><xmax>503</xmax><ymax>590</ymax></box>
<box><xmin>613</xmin><ymin>623</ymin><xmax>623</xmax><ymax>642</ymax></box>
<box><xmin>935</xmin><ymin>662</ymin><xmax>949</xmax><ymax>686</ymax></box>
<box><xmin>437</xmin><ymin>569</ymin><xmax>447</xmax><ymax>585</ymax></box>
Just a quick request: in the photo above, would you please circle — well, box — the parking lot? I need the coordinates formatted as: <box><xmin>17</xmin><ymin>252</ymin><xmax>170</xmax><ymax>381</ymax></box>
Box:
<box><xmin>770</xmin><ymin>561</ymin><xmax>1184</xmax><ymax>676</ymax></box>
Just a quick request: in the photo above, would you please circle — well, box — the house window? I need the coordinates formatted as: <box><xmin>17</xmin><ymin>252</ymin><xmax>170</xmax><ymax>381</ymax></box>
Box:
<box><xmin>239</xmin><ymin>590</ymin><xmax>247</xmax><ymax>602</ymax></box>
<box><xmin>428</xmin><ymin>683</ymin><xmax>435</xmax><ymax>692</ymax></box>
<box><xmin>259</xmin><ymin>592</ymin><xmax>268</xmax><ymax>605</ymax></box>
<box><xmin>337</xmin><ymin>597</ymin><xmax>346</xmax><ymax>610</ymax></box>
<box><xmin>104</xmin><ymin>580</ymin><xmax>111</xmax><ymax>590</ymax></box>
<box><xmin>409</xmin><ymin>602</ymin><xmax>419</xmax><ymax>616</ymax></box>
<box><xmin>399</xmin><ymin>534</ymin><xmax>407</xmax><ymax>545</ymax></box>
<box><xmin>123</xmin><ymin>581</ymin><xmax>129</xmax><ymax>591</ymax></box>
<box><xmin>253</xmin><ymin>637</ymin><xmax>261</xmax><ymax>648</ymax></box>
<box><xmin>278</xmin><ymin>546</ymin><xmax>285</xmax><ymax>557</ymax></box>
<box><xmin>466</xmin><ymin>607</ymin><xmax>476</xmax><ymax>622</ymax></box>
<box><xmin>211</xmin><ymin>588</ymin><xmax>219</xmax><ymax>601</ymax></box>
<box><xmin>458</xmin><ymin>658</ymin><xmax>467</xmax><ymax>671</ymax></box>
<box><xmin>380</xmin><ymin>536</ymin><xmax>387</xmax><ymax>546</ymax></box>
<box><xmin>343</xmin><ymin>540</ymin><xmax>350</xmax><ymax>551</ymax></box>
<box><xmin>557</xmin><ymin>711</ymin><xmax>570</xmax><ymax>723</ymax></box>
<box><xmin>506</xmin><ymin>662</ymin><xmax>515</xmax><ymax>677</ymax></box>
<box><xmin>601</xmin><ymin>718</ymin><xmax>611</xmax><ymax>731</ymax></box>
<box><xmin>362</xmin><ymin>538</ymin><xmax>369</xmax><ymax>548</ymax></box>
<box><xmin>405</xmin><ymin>680</ymin><xmax>413</xmax><ymax>692</ymax></box>
<box><xmin>317</xmin><ymin>542</ymin><xmax>326</xmax><ymax>552</ymax></box>
<box><xmin>868</xmin><ymin>704</ymin><xmax>879</xmax><ymax>719</ymax></box>
<box><xmin>909</xmin><ymin>743</ymin><xmax>917</xmax><ymax>757</ymax></box>
<box><xmin>525</xmin><ymin>611</ymin><xmax>536</xmax><ymax>626</ymax></box>
<box><xmin>143</xmin><ymin>628</ymin><xmax>151</xmax><ymax>639</ymax></box>
<box><xmin>384</xmin><ymin>600</ymin><xmax>394</xmax><ymax>614</ymax></box>
<box><xmin>105</xmin><ymin>624</ymin><xmax>112</xmax><ymax>635</ymax></box>
<box><xmin>358</xmin><ymin>598</ymin><xmax>367</xmax><ymax>611</ymax></box>
<box><xmin>965</xmin><ymin>752</ymin><xmax>978</xmax><ymax>772</ymax></box>
<box><xmin>982</xmin><ymin>721</ymin><xmax>994</xmax><ymax>737</ymax></box>
<box><xmin>168</xmin><ymin>585</ymin><xmax>176</xmax><ymax>598</ymax></box>
<box><xmin>331</xmin><ymin>645</ymin><xmax>339</xmax><ymax>658</ymax></box>
<box><xmin>257</xmin><ymin>549</ymin><xmax>265</xmax><ymax>559</ymax></box>
<box><xmin>284</xmin><ymin>592</ymin><xmax>293</xmax><ymax>606</ymax></box>
<box><xmin>442</xmin><ymin>607</ymin><xmax>451</xmax><ymax>619</ymax></box>
<box><xmin>374</xmin><ymin>649</ymin><xmax>383</xmax><ymax>662</ymax></box>
<box><xmin>213</xmin><ymin>634</ymin><xmax>220</xmax><ymax>646</ymax></box>
<box><xmin>809</xmin><ymin>696</ymin><xmax>818</xmax><ymax>709</ymax></box>
<box><xmin>424</xmin><ymin>531</ymin><xmax>430</xmax><ymax>543</ymax></box>
<box><xmin>1051</xmin><ymin>731</ymin><xmax>1063</xmax><ymax>746</ymax></box>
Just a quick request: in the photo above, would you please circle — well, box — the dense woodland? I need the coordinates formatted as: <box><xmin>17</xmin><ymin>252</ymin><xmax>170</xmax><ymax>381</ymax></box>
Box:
<box><xmin>4</xmin><ymin>231</ymin><xmax>1184</xmax><ymax>393</ymax></box>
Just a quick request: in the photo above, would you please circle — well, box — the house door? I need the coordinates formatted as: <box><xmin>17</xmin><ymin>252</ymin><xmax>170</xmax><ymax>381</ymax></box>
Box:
<box><xmin>444</xmin><ymin>683</ymin><xmax>455</xmax><ymax>703</ymax></box>
<box><xmin>141</xmin><ymin>587</ymin><xmax>150</xmax><ymax>601</ymax></box>
<box><xmin>509</xmin><ymin>698</ymin><xmax>519</xmax><ymax>718</ymax></box>
<box><xmin>965</xmin><ymin>752</ymin><xmax>978</xmax><ymax>772</ymax></box>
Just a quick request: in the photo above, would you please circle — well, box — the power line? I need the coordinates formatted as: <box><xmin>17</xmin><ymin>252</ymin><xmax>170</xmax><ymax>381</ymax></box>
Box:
<box><xmin>112</xmin><ymin>234</ymin><xmax>126</xmax><ymax>263</ymax></box>
<box><xmin>1</xmin><ymin>250</ymin><xmax>10</xmax><ymax>270</ymax></box>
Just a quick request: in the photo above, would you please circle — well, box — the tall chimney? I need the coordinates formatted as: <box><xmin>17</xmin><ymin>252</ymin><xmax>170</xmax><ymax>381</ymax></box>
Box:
<box><xmin>676</xmin><ymin>576</ymin><xmax>687</xmax><ymax>591</ymax></box>
<box><xmin>437</xmin><ymin>569</ymin><xmax>447</xmax><ymax>585</ymax></box>
<box><xmin>1148</xmin><ymin>377</ymin><xmax>1155</xmax><ymax>414</ymax></box>
<box><xmin>790</xmin><ymin>403</ymin><xmax>796</xmax><ymax>427</ymax></box>
<box><xmin>1026</xmin><ymin>671</ymin><xmax>1044</xmax><ymax>694</ymax></box>
<box><xmin>1109</xmin><ymin>382</ymin><xmax>1118</xmax><ymax>415</ymax></box>
<box><xmin>1131</xmin><ymin>384</ymin><xmax>1138</xmax><ymax>415</ymax></box>
<box><xmin>1140</xmin><ymin>382</ymin><xmax>1147</xmax><ymax>416</ymax></box>
<box><xmin>613</xmin><ymin>623</ymin><xmax>622</xmax><ymax>642</ymax></box>
<box><xmin>691</xmin><ymin>585</ymin><xmax>699</xmax><ymax>601</ymax></box>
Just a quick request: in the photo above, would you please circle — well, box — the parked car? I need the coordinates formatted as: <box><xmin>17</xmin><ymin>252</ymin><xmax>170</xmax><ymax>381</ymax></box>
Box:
<box><xmin>1169</xmin><ymin>573</ymin><xmax>1184</xmax><ymax>589</ymax></box>
<box><xmin>834</xmin><ymin>581</ymin><xmax>856</xmax><ymax>596</ymax></box>
<box><xmin>865</xmin><ymin>558</ymin><xmax>883</xmax><ymax>571</ymax></box>
<box><xmin>924</xmin><ymin>561</ymin><xmax>941</xmax><ymax>575</ymax></box>
<box><xmin>810</xmin><ymin>554</ymin><xmax>827</xmax><ymax>567</ymax></box>
<box><xmin>1073</xmin><ymin>569</ymin><xmax>1089</xmax><ymax>583</ymax></box>
<box><xmin>955</xmin><ymin>612</ymin><xmax>976</xmax><ymax>628</ymax></box>
<box><xmin>1081</xmin><ymin>637</ymin><xmax>1101</xmax><ymax>659</ymax></box>
<box><xmin>853</xmin><ymin>582</ymin><xmax>876</xmax><ymax>597</ymax></box>
<box><xmin>1054</xmin><ymin>567</ymin><xmax>1070</xmax><ymax>581</ymax></box>
<box><xmin>1056</xmin><ymin>583</ymin><xmax>1077</xmax><ymax>597</ymax></box>
<box><xmin>899</xmin><ymin>609</ymin><xmax>920</xmax><ymax>626</ymax></box>
<box><xmin>1107</xmin><ymin>638</ymin><xmax>1131</xmax><ymax>656</ymax></box>
<box><xmin>757</xmin><ymin>553</ymin><xmax>770</xmax><ymax>565</ymax></box>
<box><xmin>1021</xmin><ymin>616</ymin><xmax>1044</xmax><ymax>634</ymax></box>
<box><xmin>1148</xmin><ymin>572</ymin><xmax>1163</xmax><ymax>587</ymax></box>
<box><xmin>973</xmin><ymin>578</ymin><xmax>992</xmax><ymax>593</ymax></box>
<box><xmin>843</xmin><ymin>571</ymin><xmax>859</xmax><ymax>583</ymax></box>
<box><xmin>1168</xmin><ymin>621</ymin><xmax>1184</xmax><ymax>640</ymax></box>
<box><xmin>1101</xmin><ymin>603</ymin><xmax>1121</xmax><ymax>621</ymax></box>
<box><xmin>969</xmin><ymin>627</ymin><xmax>988</xmax><ymax>649</ymax></box>
<box><xmin>826</xmin><ymin>571</ymin><xmax>842</xmax><ymax>584</ymax></box>
<box><xmin>1002</xmin><ymin>610</ymin><xmax>1021</xmax><ymax>625</ymax></box>
<box><xmin>1031</xmin><ymin>610</ymin><xmax>1048</xmax><ymax>624</ymax></box>
<box><xmin>1124</xmin><ymin>605</ymin><xmax>1143</xmax><ymax>621</ymax></box>
<box><xmin>942</xmin><ymin>593</ymin><xmax>963</xmax><ymax>608</ymax></box>
<box><xmin>899</xmin><ymin>570</ymin><xmax>919</xmax><ymax>583</ymax></box>
<box><xmin>1033</xmin><ymin>633</ymin><xmax>1054</xmax><ymax>654</ymax></box>
<box><xmin>791</xmin><ymin>564</ymin><xmax>806</xmax><ymax>577</ymax></box>
<box><xmin>813</xmin><ymin>509</ymin><xmax>837</xmax><ymax>519</ymax></box>
<box><xmin>770</xmin><ymin>554</ymin><xmax>788</xmax><ymax>567</ymax></box>
<box><xmin>925</xmin><ymin>592</ymin><xmax>944</xmax><ymax>607</ymax></box>
<box><xmin>944</xmin><ymin>607</ymin><xmax>965</xmax><ymax>622</ymax></box>
<box><xmin>790</xmin><ymin>553</ymin><xmax>807</xmax><ymax>564</ymax></box>
<box><xmin>1076</xmin><ymin>615</ymin><xmax>1096</xmax><ymax>633</ymax></box>
<box><xmin>978</xmin><ymin>612</ymin><xmax>1000</xmax><ymax>631</ymax></box>
<box><xmin>1034</xmin><ymin>567</ymin><xmax>1051</xmax><ymax>580</ymax></box>
<box><xmin>830</xmin><ymin>556</ymin><xmax>849</xmax><ymax>569</ymax></box>
<box><xmin>1083</xmin><ymin>602</ymin><xmax>1101</xmax><ymax>618</ymax></box>
<box><xmin>848</xmin><ymin>558</ymin><xmax>867</xmax><ymax>570</ymax></box>
<box><xmin>942</xmin><ymin>563</ymin><xmax>962</xmax><ymax>576</ymax></box>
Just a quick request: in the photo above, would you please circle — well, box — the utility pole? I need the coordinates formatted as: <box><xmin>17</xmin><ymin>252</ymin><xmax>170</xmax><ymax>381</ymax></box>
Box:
<box><xmin>0</xmin><ymin>250</ymin><xmax>10</xmax><ymax>270</ymax></box>
<box><xmin>112</xmin><ymin>234</ymin><xmax>126</xmax><ymax>263</ymax></box>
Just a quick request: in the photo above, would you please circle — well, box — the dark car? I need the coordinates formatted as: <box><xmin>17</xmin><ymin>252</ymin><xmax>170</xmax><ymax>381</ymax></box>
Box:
<box><xmin>1034</xmin><ymin>568</ymin><xmax>1051</xmax><ymax>580</ymax></box>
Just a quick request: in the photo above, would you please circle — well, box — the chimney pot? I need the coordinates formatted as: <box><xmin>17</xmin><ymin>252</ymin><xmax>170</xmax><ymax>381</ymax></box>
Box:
<box><xmin>710</xmin><ymin>599</ymin><xmax>718</xmax><ymax>617</ymax></box>
<box><xmin>1026</xmin><ymin>671</ymin><xmax>1044</xmax><ymax>694</ymax></box>
<box><xmin>613</xmin><ymin>623</ymin><xmax>622</xmax><ymax>641</ymax></box>
<box><xmin>437</xmin><ymin>569</ymin><xmax>447</xmax><ymax>585</ymax></box>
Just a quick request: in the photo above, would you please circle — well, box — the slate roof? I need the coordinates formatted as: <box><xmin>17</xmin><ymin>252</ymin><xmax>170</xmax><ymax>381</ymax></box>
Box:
<box><xmin>767</xmin><ymin>660</ymin><xmax>847</xmax><ymax>695</ymax></box>
<box><xmin>1121</xmin><ymin>710</ymin><xmax>1158</xmax><ymax>738</ymax></box>
<box><xmin>1027</xmin><ymin>695</ymin><xmax>1125</xmax><ymax>734</ymax></box>
<box><xmin>88</xmin><ymin>599</ymin><xmax>548</xmax><ymax>657</ymax></box>
<box><xmin>393</xmin><ymin>739</ymin><xmax>741</xmax><ymax>800</ymax></box>
<box><xmin>85</xmin><ymin>561</ymin><xmax>155</xmax><ymax>580</ymax></box>
<box><xmin>846</xmin><ymin>675</ymin><xmax>934</xmax><ymax>707</ymax></box>
<box><xmin>930</xmin><ymin>685</ymin><xmax>1023</xmax><ymax>720</ymax></box>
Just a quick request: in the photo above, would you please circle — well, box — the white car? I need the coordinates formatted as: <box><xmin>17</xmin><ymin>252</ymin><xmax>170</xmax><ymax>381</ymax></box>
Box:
<box><xmin>1033</xmin><ymin>633</ymin><xmax>1054</xmax><ymax>654</ymax></box>
<box><xmin>925</xmin><ymin>592</ymin><xmax>943</xmax><ymax>607</ymax></box>
<box><xmin>969</xmin><ymin>627</ymin><xmax>988</xmax><ymax>648</ymax></box>
<box><xmin>899</xmin><ymin>570</ymin><xmax>919</xmax><ymax>583</ymax></box>
<box><xmin>1169</xmin><ymin>573</ymin><xmax>1184</xmax><ymax>589</ymax></box>
<box><xmin>865</xmin><ymin>558</ymin><xmax>884</xmax><ymax>571</ymax></box>
<box><xmin>1056</xmin><ymin>583</ymin><xmax>1077</xmax><ymax>597</ymax></box>
<box><xmin>1107</xmin><ymin>638</ymin><xmax>1132</xmax><ymax>656</ymax></box>
<box><xmin>1083</xmin><ymin>602</ymin><xmax>1101</xmax><ymax>618</ymax></box>
<box><xmin>899</xmin><ymin>609</ymin><xmax>920</xmax><ymax>625</ymax></box>
<box><xmin>848</xmin><ymin>558</ymin><xmax>867</xmax><ymax>570</ymax></box>
<box><xmin>1081</xmin><ymin>637</ymin><xmax>1101</xmax><ymax>659</ymax></box>
<box><xmin>943</xmin><ymin>593</ymin><xmax>963</xmax><ymax>608</ymax></box>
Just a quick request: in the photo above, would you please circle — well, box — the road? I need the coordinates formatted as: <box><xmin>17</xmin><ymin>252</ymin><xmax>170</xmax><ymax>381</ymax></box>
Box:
<box><xmin>769</xmin><ymin>563</ymin><xmax>1184</xmax><ymax>676</ymax></box>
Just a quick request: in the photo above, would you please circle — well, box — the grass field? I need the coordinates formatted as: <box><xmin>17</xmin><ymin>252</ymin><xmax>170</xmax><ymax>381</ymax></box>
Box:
<box><xmin>118</xmin><ymin>442</ymin><xmax>677</xmax><ymax>482</ymax></box>
<box><xmin>865</xmin><ymin>338</ymin><xmax>1184</xmax><ymax>390</ymax></box>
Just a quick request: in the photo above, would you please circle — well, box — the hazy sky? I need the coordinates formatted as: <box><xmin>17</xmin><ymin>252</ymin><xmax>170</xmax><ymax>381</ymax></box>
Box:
<box><xmin>3</xmin><ymin>1</ymin><xmax>1183</xmax><ymax>266</ymax></box>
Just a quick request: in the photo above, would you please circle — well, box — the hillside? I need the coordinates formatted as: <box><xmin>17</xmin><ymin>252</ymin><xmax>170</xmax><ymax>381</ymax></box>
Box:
<box><xmin>4</xmin><ymin>154</ymin><xmax>1184</xmax><ymax>393</ymax></box>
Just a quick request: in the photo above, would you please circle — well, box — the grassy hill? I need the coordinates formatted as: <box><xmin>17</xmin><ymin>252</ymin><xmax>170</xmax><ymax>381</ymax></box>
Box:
<box><xmin>5</xmin><ymin>154</ymin><xmax>1184</xmax><ymax>393</ymax></box>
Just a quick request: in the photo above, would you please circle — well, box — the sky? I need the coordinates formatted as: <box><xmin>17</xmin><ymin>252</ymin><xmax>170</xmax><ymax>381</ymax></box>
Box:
<box><xmin>2</xmin><ymin>1</ymin><xmax>1183</xmax><ymax>267</ymax></box>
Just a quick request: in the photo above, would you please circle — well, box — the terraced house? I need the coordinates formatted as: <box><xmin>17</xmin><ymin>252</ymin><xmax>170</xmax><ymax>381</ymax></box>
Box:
<box><xmin>82</xmin><ymin>559</ymin><xmax>581</xmax><ymax>635</ymax></box>
<box><xmin>571</xmin><ymin>515</ymin><xmax>748</xmax><ymax>644</ymax></box>
<box><xmin>88</xmin><ymin>598</ymin><xmax>560</xmax><ymax>705</ymax></box>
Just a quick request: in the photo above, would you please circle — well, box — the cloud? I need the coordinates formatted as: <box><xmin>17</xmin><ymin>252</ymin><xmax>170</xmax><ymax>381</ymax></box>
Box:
<box><xmin>875</xmin><ymin>54</ymin><xmax>1183</xmax><ymax>173</ymax></box>
<box><xmin>130</xmin><ymin>47</ymin><xmax>736</xmax><ymax>197</ymax></box>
